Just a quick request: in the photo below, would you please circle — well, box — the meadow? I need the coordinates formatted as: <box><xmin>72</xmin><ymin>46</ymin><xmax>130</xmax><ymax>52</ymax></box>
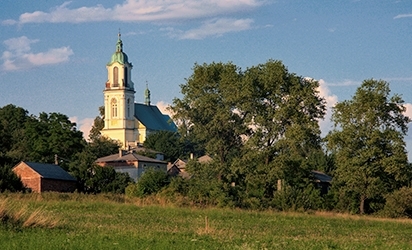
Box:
<box><xmin>1</xmin><ymin>193</ymin><xmax>412</xmax><ymax>250</ymax></box>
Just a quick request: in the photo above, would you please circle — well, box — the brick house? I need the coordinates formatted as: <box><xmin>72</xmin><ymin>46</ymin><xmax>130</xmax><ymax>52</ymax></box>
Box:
<box><xmin>13</xmin><ymin>161</ymin><xmax>77</xmax><ymax>193</ymax></box>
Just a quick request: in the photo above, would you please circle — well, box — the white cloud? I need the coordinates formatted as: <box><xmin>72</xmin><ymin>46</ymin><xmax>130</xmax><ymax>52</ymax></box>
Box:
<box><xmin>404</xmin><ymin>103</ymin><xmax>412</xmax><ymax>119</ymax></box>
<box><xmin>1</xmin><ymin>36</ymin><xmax>73</xmax><ymax>71</ymax></box>
<box><xmin>70</xmin><ymin>116</ymin><xmax>94</xmax><ymax>140</ymax></box>
<box><xmin>403</xmin><ymin>103</ymin><xmax>412</xmax><ymax>160</ymax></box>
<box><xmin>3</xmin><ymin>0</ymin><xmax>264</xmax><ymax>25</ymax></box>
<box><xmin>173</xmin><ymin>18</ymin><xmax>254</xmax><ymax>40</ymax></box>
<box><xmin>326</xmin><ymin>79</ymin><xmax>361</xmax><ymax>86</ymax></box>
<box><xmin>316</xmin><ymin>79</ymin><xmax>339</xmax><ymax>136</ymax></box>
<box><xmin>394</xmin><ymin>13</ymin><xmax>412</xmax><ymax>19</ymax></box>
<box><xmin>3</xmin><ymin>36</ymin><xmax>38</xmax><ymax>53</ymax></box>
<box><xmin>156</xmin><ymin>101</ymin><xmax>173</xmax><ymax>117</ymax></box>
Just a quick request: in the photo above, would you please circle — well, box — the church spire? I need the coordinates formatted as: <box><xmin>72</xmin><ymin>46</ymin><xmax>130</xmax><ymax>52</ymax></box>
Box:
<box><xmin>144</xmin><ymin>82</ymin><xmax>151</xmax><ymax>106</ymax></box>
<box><xmin>108</xmin><ymin>31</ymin><xmax>129</xmax><ymax>66</ymax></box>
<box><xmin>116</xmin><ymin>31</ymin><xmax>123</xmax><ymax>52</ymax></box>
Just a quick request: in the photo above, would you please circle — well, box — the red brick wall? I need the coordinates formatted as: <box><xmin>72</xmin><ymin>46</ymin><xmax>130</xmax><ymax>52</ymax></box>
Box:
<box><xmin>41</xmin><ymin>179</ymin><xmax>77</xmax><ymax>193</ymax></box>
<box><xmin>13</xmin><ymin>163</ymin><xmax>41</xmax><ymax>193</ymax></box>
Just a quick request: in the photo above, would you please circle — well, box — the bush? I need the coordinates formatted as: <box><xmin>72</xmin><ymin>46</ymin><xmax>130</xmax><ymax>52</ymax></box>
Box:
<box><xmin>0</xmin><ymin>165</ymin><xmax>25</xmax><ymax>192</ymax></box>
<box><xmin>272</xmin><ymin>185</ymin><xmax>323</xmax><ymax>211</ymax></box>
<box><xmin>382</xmin><ymin>187</ymin><xmax>412</xmax><ymax>218</ymax></box>
<box><xmin>126</xmin><ymin>168</ymin><xmax>169</xmax><ymax>197</ymax></box>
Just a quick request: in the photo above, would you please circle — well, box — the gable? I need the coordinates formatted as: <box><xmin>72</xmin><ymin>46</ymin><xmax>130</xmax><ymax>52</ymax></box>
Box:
<box><xmin>134</xmin><ymin>103</ymin><xmax>177</xmax><ymax>132</ymax></box>
<box><xmin>13</xmin><ymin>163</ymin><xmax>41</xmax><ymax>179</ymax></box>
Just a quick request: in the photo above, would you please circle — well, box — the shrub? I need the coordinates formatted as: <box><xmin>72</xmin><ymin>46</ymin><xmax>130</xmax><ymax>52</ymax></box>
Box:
<box><xmin>126</xmin><ymin>168</ymin><xmax>169</xmax><ymax>197</ymax></box>
<box><xmin>0</xmin><ymin>165</ymin><xmax>25</xmax><ymax>192</ymax></box>
<box><xmin>272</xmin><ymin>185</ymin><xmax>323</xmax><ymax>211</ymax></box>
<box><xmin>382</xmin><ymin>187</ymin><xmax>412</xmax><ymax>218</ymax></box>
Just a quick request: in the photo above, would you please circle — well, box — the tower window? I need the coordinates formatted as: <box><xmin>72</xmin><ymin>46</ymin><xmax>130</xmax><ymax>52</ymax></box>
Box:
<box><xmin>111</xmin><ymin>98</ymin><xmax>118</xmax><ymax>118</ymax></box>
<box><xmin>124</xmin><ymin>67</ymin><xmax>128</xmax><ymax>87</ymax></box>
<box><xmin>127</xmin><ymin>98</ymin><xmax>130</xmax><ymax>118</ymax></box>
<box><xmin>113</xmin><ymin>67</ymin><xmax>119</xmax><ymax>87</ymax></box>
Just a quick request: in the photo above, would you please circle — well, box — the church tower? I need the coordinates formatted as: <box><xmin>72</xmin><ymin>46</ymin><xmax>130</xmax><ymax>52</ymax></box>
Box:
<box><xmin>101</xmin><ymin>33</ymin><xmax>137</xmax><ymax>148</ymax></box>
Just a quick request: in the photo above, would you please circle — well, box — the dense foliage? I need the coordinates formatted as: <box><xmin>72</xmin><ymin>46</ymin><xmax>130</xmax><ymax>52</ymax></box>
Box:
<box><xmin>170</xmin><ymin>60</ymin><xmax>327</xmax><ymax>209</ymax></box>
<box><xmin>0</xmin><ymin>104</ymin><xmax>130</xmax><ymax>194</ymax></box>
<box><xmin>126</xmin><ymin>168</ymin><xmax>170</xmax><ymax>197</ymax></box>
<box><xmin>326</xmin><ymin>79</ymin><xmax>411</xmax><ymax>214</ymax></box>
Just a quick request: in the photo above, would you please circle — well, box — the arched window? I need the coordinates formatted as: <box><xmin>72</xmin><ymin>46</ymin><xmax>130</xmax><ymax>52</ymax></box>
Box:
<box><xmin>124</xmin><ymin>67</ymin><xmax>128</xmax><ymax>87</ymax></box>
<box><xmin>113</xmin><ymin>67</ymin><xmax>118</xmax><ymax>87</ymax></box>
<box><xmin>111</xmin><ymin>98</ymin><xmax>118</xmax><ymax>118</ymax></box>
<box><xmin>127</xmin><ymin>98</ymin><xmax>130</xmax><ymax>118</ymax></box>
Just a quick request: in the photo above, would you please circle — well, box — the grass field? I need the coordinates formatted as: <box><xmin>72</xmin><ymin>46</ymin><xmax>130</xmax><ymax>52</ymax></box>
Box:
<box><xmin>1</xmin><ymin>193</ymin><xmax>412</xmax><ymax>250</ymax></box>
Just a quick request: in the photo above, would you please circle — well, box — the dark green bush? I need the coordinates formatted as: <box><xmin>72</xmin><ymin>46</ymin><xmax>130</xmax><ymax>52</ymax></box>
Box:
<box><xmin>126</xmin><ymin>168</ymin><xmax>169</xmax><ymax>197</ymax></box>
<box><xmin>382</xmin><ymin>187</ymin><xmax>412</xmax><ymax>218</ymax></box>
<box><xmin>272</xmin><ymin>185</ymin><xmax>323</xmax><ymax>211</ymax></box>
<box><xmin>0</xmin><ymin>165</ymin><xmax>25</xmax><ymax>192</ymax></box>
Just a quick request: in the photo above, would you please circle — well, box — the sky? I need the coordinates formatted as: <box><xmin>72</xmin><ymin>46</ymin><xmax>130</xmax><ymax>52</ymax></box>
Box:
<box><xmin>1</xmin><ymin>0</ymin><xmax>412</xmax><ymax>158</ymax></box>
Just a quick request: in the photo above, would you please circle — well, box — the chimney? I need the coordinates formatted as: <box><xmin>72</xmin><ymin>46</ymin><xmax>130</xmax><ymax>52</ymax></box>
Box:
<box><xmin>190</xmin><ymin>153</ymin><xmax>194</xmax><ymax>160</ymax></box>
<box><xmin>119</xmin><ymin>149</ymin><xmax>124</xmax><ymax>158</ymax></box>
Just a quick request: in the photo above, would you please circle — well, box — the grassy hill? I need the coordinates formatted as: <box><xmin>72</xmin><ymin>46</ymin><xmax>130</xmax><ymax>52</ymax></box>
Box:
<box><xmin>1</xmin><ymin>193</ymin><xmax>412</xmax><ymax>249</ymax></box>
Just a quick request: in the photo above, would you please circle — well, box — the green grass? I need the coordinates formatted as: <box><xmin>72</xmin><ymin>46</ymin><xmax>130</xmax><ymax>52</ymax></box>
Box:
<box><xmin>1</xmin><ymin>193</ymin><xmax>412</xmax><ymax>249</ymax></box>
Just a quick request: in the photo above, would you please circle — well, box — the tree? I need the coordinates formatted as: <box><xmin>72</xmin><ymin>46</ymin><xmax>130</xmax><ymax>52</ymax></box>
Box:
<box><xmin>171</xmin><ymin>62</ymin><xmax>247</xmax><ymax>165</ymax></box>
<box><xmin>0</xmin><ymin>164</ymin><xmax>25</xmax><ymax>192</ymax></box>
<box><xmin>233</xmin><ymin>60</ymin><xmax>326</xmax><ymax>202</ymax></box>
<box><xmin>170</xmin><ymin>61</ymin><xmax>327</xmax><ymax>207</ymax></box>
<box><xmin>126</xmin><ymin>168</ymin><xmax>169</xmax><ymax>197</ymax></box>
<box><xmin>89</xmin><ymin>106</ymin><xmax>105</xmax><ymax>142</ymax></box>
<box><xmin>87</xmin><ymin>106</ymin><xmax>120</xmax><ymax>158</ymax></box>
<box><xmin>24</xmin><ymin>112</ymin><xmax>85</xmax><ymax>168</ymax></box>
<box><xmin>326</xmin><ymin>79</ymin><xmax>411</xmax><ymax>214</ymax></box>
<box><xmin>143</xmin><ymin>131</ymin><xmax>180</xmax><ymax>162</ymax></box>
<box><xmin>0</xmin><ymin>105</ymin><xmax>31</xmax><ymax>165</ymax></box>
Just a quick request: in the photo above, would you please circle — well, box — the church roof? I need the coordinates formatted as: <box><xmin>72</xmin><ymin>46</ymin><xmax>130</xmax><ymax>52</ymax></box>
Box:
<box><xmin>134</xmin><ymin>103</ymin><xmax>177</xmax><ymax>132</ymax></box>
<box><xmin>107</xmin><ymin>33</ymin><xmax>129</xmax><ymax>66</ymax></box>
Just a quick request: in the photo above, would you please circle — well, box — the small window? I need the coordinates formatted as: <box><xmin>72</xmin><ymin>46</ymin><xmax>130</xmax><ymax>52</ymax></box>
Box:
<box><xmin>111</xmin><ymin>98</ymin><xmax>118</xmax><ymax>118</ymax></box>
<box><xmin>127</xmin><ymin>99</ymin><xmax>130</xmax><ymax>118</ymax></box>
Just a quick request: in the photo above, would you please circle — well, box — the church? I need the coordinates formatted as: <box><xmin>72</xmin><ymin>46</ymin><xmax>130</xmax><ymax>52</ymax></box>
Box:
<box><xmin>101</xmin><ymin>33</ymin><xmax>177</xmax><ymax>149</ymax></box>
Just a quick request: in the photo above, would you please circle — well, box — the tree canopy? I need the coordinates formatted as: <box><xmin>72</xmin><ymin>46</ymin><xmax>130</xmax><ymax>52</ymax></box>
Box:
<box><xmin>171</xmin><ymin>60</ymin><xmax>327</xmax><ymax>207</ymax></box>
<box><xmin>326</xmin><ymin>79</ymin><xmax>411</xmax><ymax>214</ymax></box>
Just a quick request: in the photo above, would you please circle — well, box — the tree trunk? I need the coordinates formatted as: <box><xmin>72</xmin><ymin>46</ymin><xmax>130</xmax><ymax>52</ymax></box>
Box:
<box><xmin>360</xmin><ymin>195</ymin><xmax>366</xmax><ymax>214</ymax></box>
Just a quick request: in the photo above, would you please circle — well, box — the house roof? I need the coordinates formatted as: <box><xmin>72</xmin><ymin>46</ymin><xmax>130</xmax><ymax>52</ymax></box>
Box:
<box><xmin>311</xmin><ymin>170</ymin><xmax>332</xmax><ymax>183</ymax></box>
<box><xmin>198</xmin><ymin>155</ymin><xmax>213</xmax><ymax>163</ymax></box>
<box><xmin>96</xmin><ymin>152</ymin><xmax>166</xmax><ymax>164</ymax></box>
<box><xmin>134</xmin><ymin>103</ymin><xmax>177</xmax><ymax>132</ymax></box>
<box><xmin>19</xmin><ymin>162</ymin><xmax>76</xmax><ymax>182</ymax></box>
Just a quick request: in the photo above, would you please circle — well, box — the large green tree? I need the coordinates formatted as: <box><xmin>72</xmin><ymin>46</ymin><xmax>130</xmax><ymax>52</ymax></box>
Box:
<box><xmin>170</xmin><ymin>61</ymin><xmax>327</xmax><ymax>208</ymax></box>
<box><xmin>232</xmin><ymin>60</ymin><xmax>326</xmax><ymax>203</ymax></box>
<box><xmin>0</xmin><ymin>105</ymin><xmax>85</xmax><ymax>167</ymax></box>
<box><xmin>326</xmin><ymin>79</ymin><xmax>411</xmax><ymax>214</ymax></box>
<box><xmin>24</xmin><ymin>112</ymin><xmax>85</xmax><ymax>167</ymax></box>
<box><xmin>0</xmin><ymin>105</ymin><xmax>31</xmax><ymax>165</ymax></box>
<box><xmin>171</xmin><ymin>62</ymin><xmax>247</xmax><ymax>165</ymax></box>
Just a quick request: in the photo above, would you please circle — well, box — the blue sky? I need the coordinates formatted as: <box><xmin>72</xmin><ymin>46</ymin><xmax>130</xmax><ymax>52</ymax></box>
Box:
<box><xmin>1</xmin><ymin>0</ymin><xmax>412</xmax><ymax>158</ymax></box>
